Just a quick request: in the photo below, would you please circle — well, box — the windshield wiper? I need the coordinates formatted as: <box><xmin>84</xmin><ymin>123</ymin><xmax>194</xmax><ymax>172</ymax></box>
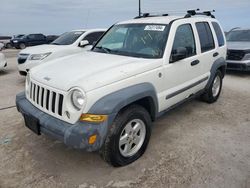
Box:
<box><xmin>95</xmin><ymin>46</ymin><xmax>112</xmax><ymax>53</ymax></box>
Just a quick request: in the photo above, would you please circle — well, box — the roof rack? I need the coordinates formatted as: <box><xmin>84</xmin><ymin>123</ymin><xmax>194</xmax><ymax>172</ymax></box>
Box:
<box><xmin>134</xmin><ymin>9</ymin><xmax>216</xmax><ymax>19</ymax></box>
<box><xmin>185</xmin><ymin>9</ymin><xmax>216</xmax><ymax>18</ymax></box>
<box><xmin>134</xmin><ymin>13</ymin><xmax>169</xmax><ymax>19</ymax></box>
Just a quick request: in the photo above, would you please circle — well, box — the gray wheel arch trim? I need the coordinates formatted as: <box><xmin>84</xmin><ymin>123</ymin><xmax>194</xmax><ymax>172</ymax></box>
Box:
<box><xmin>206</xmin><ymin>57</ymin><xmax>226</xmax><ymax>90</ymax></box>
<box><xmin>88</xmin><ymin>83</ymin><xmax>159</xmax><ymax>118</ymax></box>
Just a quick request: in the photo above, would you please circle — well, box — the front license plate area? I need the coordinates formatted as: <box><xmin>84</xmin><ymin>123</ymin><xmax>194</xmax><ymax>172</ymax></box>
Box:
<box><xmin>24</xmin><ymin>114</ymin><xmax>41</xmax><ymax>135</ymax></box>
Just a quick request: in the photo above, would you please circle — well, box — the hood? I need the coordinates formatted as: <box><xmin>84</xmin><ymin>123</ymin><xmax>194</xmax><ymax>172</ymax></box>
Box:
<box><xmin>20</xmin><ymin>44</ymin><xmax>70</xmax><ymax>54</ymax></box>
<box><xmin>227</xmin><ymin>41</ymin><xmax>250</xmax><ymax>51</ymax></box>
<box><xmin>31</xmin><ymin>51</ymin><xmax>161</xmax><ymax>92</ymax></box>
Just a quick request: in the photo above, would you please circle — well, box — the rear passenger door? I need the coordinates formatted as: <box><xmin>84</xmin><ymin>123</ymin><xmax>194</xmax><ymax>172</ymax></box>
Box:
<box><xmin>160</xmin><ymin>22</ymin><xmax>205</xmax><ymax>111</ymax></box>
<box><xmin>195</xmin><ymin>22</ymin><xmax>219</xmax><ymax>77</ymax></box>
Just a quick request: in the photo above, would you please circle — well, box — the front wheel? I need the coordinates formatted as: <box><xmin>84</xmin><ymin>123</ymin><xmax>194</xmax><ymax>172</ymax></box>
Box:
<box><xmin>201</xmin><ymin>70</ymin><xmax>223</xmax><ymax>103</ymax></box>
<box><xmin>19</xmin><ymin>43</ymin><xmax>26</xmax><ymax>49</ymax></box>
<box><xmin>100</xmin><ymin>105</ymin><xmax>152</xmax><ymax>167</ymax></box>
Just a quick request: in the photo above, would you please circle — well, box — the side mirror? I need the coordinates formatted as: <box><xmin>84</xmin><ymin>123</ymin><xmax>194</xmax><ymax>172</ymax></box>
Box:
<box><xmin>170</xmin><ymin>47</ymin><xmax>187</xmax><ymax>63</ymax></box>
<box><xmin>79</xmin><ymin>40</ymin><xmax>89</xmax><ymax>47</ymax></box>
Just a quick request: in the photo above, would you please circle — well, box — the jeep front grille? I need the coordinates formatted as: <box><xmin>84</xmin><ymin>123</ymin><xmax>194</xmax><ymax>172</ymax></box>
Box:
<box><xmin>28</xmin><ymin>81</ymin><xmax>64</xmax><ymax>116</ymax></box>
<box><xmin>227</xmin><ymin>50</ymin><xmax>245</xmax><ymax>61</ymax></box>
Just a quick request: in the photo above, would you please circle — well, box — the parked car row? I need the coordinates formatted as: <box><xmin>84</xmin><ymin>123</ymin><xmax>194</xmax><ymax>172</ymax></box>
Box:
<box><xmin>0</xmin><ymin>34</ymin><xmax>59</xmax><ymax>49</ymax></box>
<box><xmin>17</xmin><ymin>29</ymin><xmax>106</xmax><ymax>75</ymax></box>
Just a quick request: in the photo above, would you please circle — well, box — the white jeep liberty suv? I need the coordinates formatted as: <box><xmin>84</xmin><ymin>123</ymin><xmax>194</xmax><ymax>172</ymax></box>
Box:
<box><xmin>16</xmin><ymin>10</ymin><xmax>227</xmax><ymax>167</ymax></box>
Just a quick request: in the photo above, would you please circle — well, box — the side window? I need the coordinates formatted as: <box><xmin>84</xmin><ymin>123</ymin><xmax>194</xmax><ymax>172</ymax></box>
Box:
<box><xmin>170</xmin><ymin>24</ymin><xmax>196</xmax><ymax>62</ymax></box>
<box><xmin>212</xmin><ymin>22</ymin><xmax>225</xmax><ymax>47</ymax></box>
<box><xmin>28</xmin><ymin>35</ymin><xmax>35</xmax><ymax>39</ymax></box>
<box><xmin>195</xmin><ymin>22</ymin><xmax>215</xmax><ymax>53</ymax></box>
<box><xmin>83</xmin><ymin>32</ymin><xmax>105</xmax><ymax>45</ymax></box>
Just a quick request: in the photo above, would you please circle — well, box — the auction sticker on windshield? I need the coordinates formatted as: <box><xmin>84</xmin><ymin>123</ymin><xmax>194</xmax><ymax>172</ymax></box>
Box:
<box><xmin>144</xmin><ymin>25</ymin><xmax>166</xmax><ymax>31</ymax></box>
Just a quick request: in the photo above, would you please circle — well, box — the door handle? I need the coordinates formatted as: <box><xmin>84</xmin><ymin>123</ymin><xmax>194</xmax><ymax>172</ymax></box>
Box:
<box><xmin>191</xmin><ymin>60</ymin><xmax>200</xmax><ymax>66</ymax></box>
<box><xmin>213</xmin><ymin>52</ymin><xmax>219</xmax><ymax>57</ymax></box>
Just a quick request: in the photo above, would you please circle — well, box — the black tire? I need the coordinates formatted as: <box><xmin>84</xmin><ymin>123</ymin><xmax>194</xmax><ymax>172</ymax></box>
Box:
<box><xmin>100</xmin><ymin>105</ymin><xmax>152</xmax><ymax>167</ymax></box>
<box><xmin>6</xmin><ymin>43</ymin><xmax>12</xmax><ymax>49</ymax></box>
<box><xmin>19</xmin><ymin>43</ymin><xmax>26</xmax><ymax>49</ymax></box>
<box><xmin>201</xmin><ymin>70</ymin><xmax>223</xmax><ymax>103</ymax></box>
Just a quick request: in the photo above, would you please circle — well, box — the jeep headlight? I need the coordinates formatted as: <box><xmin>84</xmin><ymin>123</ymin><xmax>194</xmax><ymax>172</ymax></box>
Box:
<box><xmin>71</xmin><ymin>89</ymin><xmax>86</xmax><ymax>110</ymax></box>
<box><xmin>29</xmin><ymin>52</ymin><xmax>52</xmax><ymax>60</ymax></box>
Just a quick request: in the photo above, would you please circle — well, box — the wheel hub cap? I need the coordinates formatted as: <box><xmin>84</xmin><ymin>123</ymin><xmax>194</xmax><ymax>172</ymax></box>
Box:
<box><xmin>212</xmin><ymin>75</ymin><xmax>221</xmax><ymax>97</ymax></box>
<box><xmin>119</xmin><ymin>119</ymin><xmax>146</xmax><ymax>157</ymax></box>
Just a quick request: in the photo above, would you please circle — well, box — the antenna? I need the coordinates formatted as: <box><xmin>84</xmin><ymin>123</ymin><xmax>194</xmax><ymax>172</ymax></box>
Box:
<box><xmin>139</xmin><ymin>0</ymin><xmax>141</xmax><ymax>17</ymax></box>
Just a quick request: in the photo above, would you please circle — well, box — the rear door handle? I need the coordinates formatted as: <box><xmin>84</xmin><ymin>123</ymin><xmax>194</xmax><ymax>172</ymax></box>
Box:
<box><xmin>213</xmin><ymin>52</ymin><xmax>219</xmax><ymax>57</ymax></box>
<box><xmin>191</xmin><ymin>60</ymin><xmax>200</xmax><ymax>66</ymax></box>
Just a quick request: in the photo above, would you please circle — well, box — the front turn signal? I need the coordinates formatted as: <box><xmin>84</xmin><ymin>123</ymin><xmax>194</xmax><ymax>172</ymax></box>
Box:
<box><xmin>80</xmin><ymin>114</ymin><xmax>108</xmax><ymax>123</ymax></box>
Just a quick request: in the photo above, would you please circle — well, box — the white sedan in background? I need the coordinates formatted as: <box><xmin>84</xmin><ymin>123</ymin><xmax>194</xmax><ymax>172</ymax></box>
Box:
<box><xmin>0</xmin><ymin>52</ymin><xmax>7</xmax><ymax>71</ymax></box>
<box><xmin>17</xmin><ymin>28</ymin><xmax>106</xmax><ymax>75</ymax></box>
<box><xmin>0</xmin><ymin>43</ymin><xmax>4</xmax><ymax>50</ymax></box>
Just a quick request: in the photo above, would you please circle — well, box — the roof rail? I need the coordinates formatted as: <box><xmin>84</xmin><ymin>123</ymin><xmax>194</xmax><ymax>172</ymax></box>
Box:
<box><xmin>185</xmin><ymin>9</ymin><xmax>216</xmax><ymax>18</ymax></box>
<box><xmin>134</xmin><ymin>13</ymin><xmax>169</xmax><ymax>19</ymax></box>
<box><xmin>133</xmin><ymin>9</ymin><xmax>216</xmax><ymax>19</ymax></box>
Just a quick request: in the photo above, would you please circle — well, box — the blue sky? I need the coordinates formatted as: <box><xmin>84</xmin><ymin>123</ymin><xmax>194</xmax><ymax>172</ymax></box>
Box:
<box><xmin>0</xmin><ymin>0</ymin><xmax>250</xmax><ymax>35</ymax></box>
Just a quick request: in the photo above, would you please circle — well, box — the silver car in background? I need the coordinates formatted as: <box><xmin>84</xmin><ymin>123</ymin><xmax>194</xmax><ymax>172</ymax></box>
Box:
<box><xmin>226</xmin><ymin>28</ymin><xmax>250</xmax><ymax>71</ymax></box>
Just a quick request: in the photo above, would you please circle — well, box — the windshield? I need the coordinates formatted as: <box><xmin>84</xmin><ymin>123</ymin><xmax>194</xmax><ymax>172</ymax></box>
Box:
<box><xmin>93</xmin><ymin>24</ymin><xmax>169</xmax><ymax>58</ymax></box>
<box><xmin>51</xmin><ymin>31</ymin><xmax>85</xmax><ymax>45</ymax></box>
<box><xmin>227</xmin><ymin>30</ymin><xmax>250</xmax><ymax>42</ymax></box>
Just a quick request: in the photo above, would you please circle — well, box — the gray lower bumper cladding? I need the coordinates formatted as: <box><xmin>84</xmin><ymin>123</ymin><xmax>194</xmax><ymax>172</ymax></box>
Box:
<box><xmin>16</xmin><ymin>92</ymin><xmax>116</xmax><ymax>151</ymax></box>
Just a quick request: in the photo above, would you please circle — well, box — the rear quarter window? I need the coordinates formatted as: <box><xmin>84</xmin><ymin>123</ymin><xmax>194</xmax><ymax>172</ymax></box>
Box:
<box><xmin>195</xmin><ymin>22</ymin><xmax>215</xmax><ymax>53</ymax></box>
<box><xmin>212</xmin><ymin>22</ymin><xmax>225</xmax><ymax>47</ymax></box>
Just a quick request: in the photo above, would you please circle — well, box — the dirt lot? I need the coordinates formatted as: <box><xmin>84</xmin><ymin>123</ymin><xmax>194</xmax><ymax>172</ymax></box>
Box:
<box><xmin>0</xmin><ymin>49</ymin><xmax>249</xmax><ymax>188</ymax></box>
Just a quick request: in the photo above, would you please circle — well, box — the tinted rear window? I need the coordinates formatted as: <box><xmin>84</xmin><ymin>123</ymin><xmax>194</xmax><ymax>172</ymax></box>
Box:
<box><xmin>196</xmin><ymin>22</ymin><xmax>215</xmax><ymax>53</ymax></box>
<box><xmin>212</xmin><ymin>22</ymin><xmax>225</xmax><ymax>46</ymax></box>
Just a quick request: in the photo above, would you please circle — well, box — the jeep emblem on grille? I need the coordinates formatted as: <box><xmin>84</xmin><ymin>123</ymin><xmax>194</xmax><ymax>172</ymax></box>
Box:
<box><xmin>44</xmin><ymin>77</ymin><xmax>51</xmax><ymax>81</ymax></box>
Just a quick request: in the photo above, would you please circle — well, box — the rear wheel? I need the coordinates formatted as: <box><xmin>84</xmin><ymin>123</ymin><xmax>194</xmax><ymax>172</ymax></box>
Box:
<box><xmin>201</xmin><ymin>70</ymin><xmax>223</xmax><ymax>103</ymax></box>
<box><xmin>100</xmin><ymin>105</ymin><xmax>152</xmax><ymax>167</ymax></box>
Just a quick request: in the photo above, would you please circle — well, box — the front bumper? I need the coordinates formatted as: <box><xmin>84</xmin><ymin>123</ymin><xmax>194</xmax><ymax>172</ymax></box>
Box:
<box><xmin>226</xmin><ymin>60</ymin><xmax>250</xmax><ymax>71</ymax></box>
<box><xmin>16</xmin><ymin>92</ymin><xmax>116</xmax><ymax>151</ymax></box>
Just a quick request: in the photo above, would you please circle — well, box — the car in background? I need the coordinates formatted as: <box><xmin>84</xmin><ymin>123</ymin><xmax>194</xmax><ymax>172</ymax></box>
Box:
<box><xmin>226</xmin><ymin>28</ymin><xmax>250</xmax><ymax>71</ymax></box>
<box><xmin>46</xmin><ymin>35</ymin><xmax>59</xmax><ymax>43</ymax></box>
<box><xmin>0</xmin><ymin>52</ymin><xmax>7</xmax><ymax>71</ymax></box>
<box><xmin>0</xmin><ymin>43</ymin><xmax>4</xmax><ymax>50</ymax></box>
<box><xmin>17</xmin><ymin>29</ymin><xmax>106</xmax><ymax>75</ymax></box>
<box><xmin>0</xmin><ymin>36</ymin><xmax>12</xmax><ymax>49</ymax></box>
<box><xmin>11</xmin><ymin>34</ymin><xmax>47</xmax><ymax>49</ymax></box>
<box><xmin>9</xmin><ymin>35</ymin><xmax>25</xmax><ymax>48</ymax></box>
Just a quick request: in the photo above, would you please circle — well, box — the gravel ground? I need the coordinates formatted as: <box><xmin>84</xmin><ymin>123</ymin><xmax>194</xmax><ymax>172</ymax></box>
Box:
<box><xmin>0</xmin><ymin>50</ymin><xmax>249</xmax><ymax>188</ymax></box>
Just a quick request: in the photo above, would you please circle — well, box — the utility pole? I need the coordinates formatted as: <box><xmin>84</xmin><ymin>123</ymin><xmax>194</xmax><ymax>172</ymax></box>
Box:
<box><xmin>139</xmin><ymin>0</ymin><xmax>141</xmax><ymax>17</ymax></box>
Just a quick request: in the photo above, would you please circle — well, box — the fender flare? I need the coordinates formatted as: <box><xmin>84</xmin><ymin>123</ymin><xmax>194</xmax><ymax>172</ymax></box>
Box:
<box><xmin>206</xmin><ymin>57</ymin><xmax>226</xmax><ymax>90</ymax></box>
<box><xmin>88</xmin><ymin>83</ymin><xmax>159</xmax><ymax>118</ymax></box>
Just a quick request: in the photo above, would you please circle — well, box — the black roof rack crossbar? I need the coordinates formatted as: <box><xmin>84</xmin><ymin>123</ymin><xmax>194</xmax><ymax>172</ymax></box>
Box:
<box><xmin>134</xmin><ymin>9</ymin><xmax>215</xmax><ymax>19</ymax></box>
<box><xmin>134</xmin><ymin>12</ymin><xmax>169</xmax><ymax>19</ymax></box>
<box><xmin>185</xmin><ymin>9</ymin><xmax>215</xmax><ymax>18</ymax></box>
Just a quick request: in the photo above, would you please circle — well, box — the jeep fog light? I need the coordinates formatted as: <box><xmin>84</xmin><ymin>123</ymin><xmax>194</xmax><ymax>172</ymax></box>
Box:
<box><xmin>80</xmin><ymin>114</ymin><xmax>108</xmax><ymax>123</ymax></box>
<box><xmin>71</xmin><ymin>89</ymin><xmax>85</xmax><ymax>110</ymax></box>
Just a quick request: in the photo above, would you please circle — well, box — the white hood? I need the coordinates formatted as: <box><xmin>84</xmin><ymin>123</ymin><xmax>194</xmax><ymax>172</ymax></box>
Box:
<box><xmin>20</xmin><ymin>44</ymin><xmax>70</xmax><ymax>54</ymax></box>
<box><xmin>31</xmin><ymin>51</ymin><xmax>161</xmax><ymax>92</ymax></box>
<box><xmin>227</xmin><ymin>41</ymin><xmax>250</xmax><ymax>51</ymax></box>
